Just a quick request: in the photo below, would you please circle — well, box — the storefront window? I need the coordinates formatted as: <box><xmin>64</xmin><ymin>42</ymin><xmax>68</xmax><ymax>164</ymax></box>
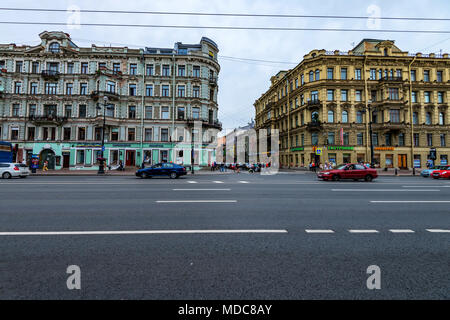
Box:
<box><xmin>76</xmin><ymin>150</ymin><xmax>85</xmax><ymax>164</ymax></box>
<box><xmin>343</xmin><ymin>153</ymin><xmax>351</xmax><ymax>163</ymax></box>
<box><xmin>110</xmin><ymin>150</ymin><xmax>119</xmax><ymax>165</ymax></box>
<box><xmin>385</xmin><ymin>154</ymin><xmax>394</xmax><ymax>168</ymax></box>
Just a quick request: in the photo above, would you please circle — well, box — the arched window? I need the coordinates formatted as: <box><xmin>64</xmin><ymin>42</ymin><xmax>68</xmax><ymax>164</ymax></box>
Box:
<box><xmin>426</xmin><ymin>112</ymin><xmax>432</xmax><ymax>125</ymax></box>
<box><xmin>49</xmin><ymin>42</ymin><xmax>60</xmax><ymax>53</ymax></box>
<box><xmin>315</xmin><ymin>69</ymin><xmax>320</xmax><ymax>81</ymax></box>
<box><xmin>356</xmin><ymin>110</ymin><xmax>363</xmax><ymax>123</ymax></box>
<box><xmin>311</xmin><ymin>111</ymin><xmax>319</xmax><ymax>122</ymax></box>
<box><xmin>439</xmin><ymin>112</ymin><xmax>445</xmax><ymax>125</ymax></box>
<box><xmin>309</xmin><ymin>71</ymin><xmax>314</xmax><ymax>82</ymax></box>
<box><xmin>413</xmin><ymin>112</ymin><xmax>418</xmax><ymax>124</ymax></box>
<box><xmin>342</xmin><ymin>110</ymin><xmax>348</xmax><ymax>123</ymax></box>
<box><xmin>327</xmin><ymin>110</ymin><xmax>334</xmax><ymax>123</ymax></box>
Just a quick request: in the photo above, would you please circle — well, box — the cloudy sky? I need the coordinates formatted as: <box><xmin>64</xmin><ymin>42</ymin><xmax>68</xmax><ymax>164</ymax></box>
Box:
<box><xmin>0</xmin><ymin>0</ymin><xmax>449</xmax><ymax>131</ymax></box>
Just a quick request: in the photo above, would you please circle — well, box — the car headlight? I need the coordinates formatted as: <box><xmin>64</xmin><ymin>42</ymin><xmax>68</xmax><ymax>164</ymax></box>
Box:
<box><xmin>323</xmin><ymin>172</ymin><xmax>330</xmax><ymax>175</ymax></box>
<box><xmin>442</xmin><ymin>171</ymin><xmax>447</xmax><ymax>174</ymax></box>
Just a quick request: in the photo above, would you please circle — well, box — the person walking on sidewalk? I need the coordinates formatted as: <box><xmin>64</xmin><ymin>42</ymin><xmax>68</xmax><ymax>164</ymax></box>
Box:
<box><xmin>43</xmin><ymin>160</ymin><xmax>48</xmax><ymax>172</ymax></box>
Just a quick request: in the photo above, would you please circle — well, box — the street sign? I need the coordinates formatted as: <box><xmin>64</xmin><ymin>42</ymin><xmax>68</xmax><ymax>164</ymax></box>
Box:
<box><xmin>102</xmin><ymin>146</ymin><xmax>105</xmax><ymax>152</ymax></box>
<box><xmin>315</xmin><ymin>148</ymin><xmax>323</xmax><ymax>156</ymax></box>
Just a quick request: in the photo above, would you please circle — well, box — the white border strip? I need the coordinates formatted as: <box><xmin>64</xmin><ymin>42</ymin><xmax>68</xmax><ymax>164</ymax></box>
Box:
<box><xmin>0</xmin><ymin>229</ymin><xmax>288</xmax><ymax>236</ymax></box>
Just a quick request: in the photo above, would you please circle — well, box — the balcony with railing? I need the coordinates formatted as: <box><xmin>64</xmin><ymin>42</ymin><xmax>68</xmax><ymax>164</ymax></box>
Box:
<box><xmin>306</xmin><ymin>99</ymin><xmax>321</xmax><ymax>109</ymax></box>
<box><xmin>91</xmin><ymin>90</ymin><xmax>120</xmax><ymax>101</ymax></box>
<box><xmin>28</xmin><ymin>114</ymin><xmax>68</xmax><ymax>125</ymax></box>
<box><xmin>306</xmin><ymin>120</ymin><xmax>322</xmax><ymax>131</ymax></box>
<box><xmin>41</xmin><ymin>70</ymin><xmax>60</xmax><ymax>80</ymax></box>
<box><xmin>209</xmin><ymin>76</ymin><xmax>218</xmax><ymax>86</ymax></box>
<box><xmin>379</xmin><ymin>76</ymin><xmax>403</xmax><ymax>82</ymax></box>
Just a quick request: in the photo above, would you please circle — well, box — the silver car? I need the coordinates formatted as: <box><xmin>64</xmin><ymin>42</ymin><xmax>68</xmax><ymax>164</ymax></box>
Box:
<box><xmin>0</xmin><ymin>163</ymin><xmax>30</xmax><ymax>179</ymax></box>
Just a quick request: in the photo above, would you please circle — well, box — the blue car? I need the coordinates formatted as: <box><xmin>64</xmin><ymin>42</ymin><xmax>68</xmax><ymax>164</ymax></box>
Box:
<box><xmin>136</xmin><ymin>163</ymin><xmax>187</xmax><ymax>179</ymax></box>
<box><xmin>421</xmin><ymin>165</ymin><xmax>450</xmax><ymax>177</ymax></box>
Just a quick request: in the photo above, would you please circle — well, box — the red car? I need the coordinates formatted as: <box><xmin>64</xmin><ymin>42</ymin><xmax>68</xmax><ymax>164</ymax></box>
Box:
<box><xmin>317</xmin><ymin>163</ymin><xmax>378</xmax><ymax>182</ymax></box>
<box><xmin>431</xmin><ymin>167</ymin><xmax>450</xmax><ymax>179</ymax></box>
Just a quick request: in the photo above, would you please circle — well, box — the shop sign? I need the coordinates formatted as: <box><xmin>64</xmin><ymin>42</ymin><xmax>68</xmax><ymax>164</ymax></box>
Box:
<box><xmin>291</xmin><ymin>147</ymin><xmax>304</xmax><ymax>152</ymax></box>
<box><xmin>327</xmin><ymin>146</ymin><xmax>354</xmax><ymax>151</ymax></box>
<box><xmin>374</xmin><ymin>147</ymin><xmax>395</xmax><ymax>151</ymax></box>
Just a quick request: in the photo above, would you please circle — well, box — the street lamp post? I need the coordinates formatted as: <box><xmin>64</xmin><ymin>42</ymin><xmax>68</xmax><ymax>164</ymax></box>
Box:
<box><xmin>97</xmin><ymin>96</ymin><xmax>108</xmax><ymax>174</ymax></box>
<box><xmin>367</xmin><ymin>102</ymin><xmax>375</xmax><ymax>168</ymax></box>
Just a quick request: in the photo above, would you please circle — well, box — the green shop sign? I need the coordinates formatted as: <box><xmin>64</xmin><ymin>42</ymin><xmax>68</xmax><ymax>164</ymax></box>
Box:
<box><xmin>327</xmin><ymin>146</ymin><xmax>354</xmax><ymax>151</ymax></box>
<box><xmin>290</xmin><ymin>147</ymin><xmax>304</xmax><ymax>152</ymax></box>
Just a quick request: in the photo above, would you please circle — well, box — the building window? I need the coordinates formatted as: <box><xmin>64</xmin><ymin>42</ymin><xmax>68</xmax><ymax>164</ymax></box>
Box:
<box><xmin>327</xmin><ymin>110</ymin><xmax>334</xmax><ymax>123</ymax></box>
<box><xmin>162</xmin><ymin>85</ymin><xmax>170</xmax><ymax>97</ymax></box>
<box><xmin>78</xmin><ymin>127</ymin><xmax>86</xmax><ymax>140</ymax></box>
<box><xmin>440</xmin><ymin>134</ymin><xmax>446</xmax><ymax>147</ymax></box>
<box><xmin>437</xmin><ymin>71</ymin><xmax>443</xmax><ymax>82</ymax></box>
<box><xmin>424</xmin><ymin>91</ymin><xmax>431</xmax><ymax>103</ymax></box>
<box><xmin>343</xmin><ymin>132</ymin><xmax>349</xmax><ymax>145</ymax></box>
<box><xmin>398</xmin><ymin>133</ymin><xmax>405</xmax><ymax>146</ymax></box>
<box><xmin>63</xmin><ymin>127</ymin><xmax>71</xmax><ymax>140</ymax></box>
<box><xmin>107</xmin><ymin>81</ymin><xmax>115</xmax><ymax>93</ymax></box>
<box><xmin>355</xmin><ymin>69</ymin><xmax>362</xmax><ymax>80</ymax></box>
<box><xmin>327</xmin><ymin>89</ymin><xmax>334</xmax><ymax>101</ymax></box>
<box><xmin>425</xmin><ymin>112</ymin><xmax>432</xmax><ymax>125</ymax></box>
<box><xmin>106</xmin><ymin>105</ymin><xmax>115</xmax><ymax>117</ymax></box>
<box><xmin>192</xmin><ymin>107</ymin><xmax>200</xmax><ymax>119</ymax></box>
<box><xmin>327</xmin><ymin>68</ymin><xmax>334</xmax><ymax>80</ymax></box>
<box><xmin>311</xmin><ymin>90</ymin><xmax>318</xmax><ymax>102</ymax></box>
<box><xmin>49</xmin><ymin>42</ymin><xmax>60</xmax><ymax>53</ymax></box>
<box><xmin>111</xmin><ymin>128</ymin><xmax>119</xmax><ymax>141</ymax></box>
<box><xmin>193</xmin><ymin>66</ymin><xmax>200</xmax><ymax>77</ymax></box>
<box><xmin>357</xmin><ymin>133</ymin><xmax>364</xmax><ymax>146</ymax></box>
<box><xmin>76</xmin><ymin>150</ymin><xmax>85</xmax><ymax>164</ymax></box>
<box><xmin>129</xmin><ymin>84</ymin><xmax>137</xmax><ymax>96</ymax></box>
<box><xmin>385</xmin><ymin>133</ymin><xmax>392</xmax><ymax>146</ymax></box>
<box><xmin>423</xmin><ymin>70</ymin><xmax>430</xmax><ymax>82</ymax></box>
<box><xmin>160</xmin><ymin>128</ymin><xmax>169</xmax><ymax>142</ymax></box>
<box><xmin>31</xmin><ymin>62</ymin><xmax>40</xmax><ymax>73</ymax></box>
<box><xmin>341</xmin><ymin>68</ymin><xmax>347</xmax><ymax>80</ymax></box>
<box><xmin>438</xmin><ymin>92</ymin><xmax>444</xmax><ymax>104</ymax></box>
<box><xmin>145</xmin><ymin>84</ymin><xmax>153</xmax><ymax>97</ymax></box>
<box><xmin>311</xmin><ymin>133</ymin><xmax>318</xmax><ymax>145</ymax></box>
<box><xmin>327</xmin><ymin>132</ymin><xmax>335</xmax><ymax>145</ymax></box>
<box><xmin>427</xmin><ymin>133</ymin><xmax>433</xmax><ymax>146</ymax></box>
<box><xmin>64</xmin><ymin>83</ymin><xmax>72</xmax><ymax>95</ymax></box>
<box><xmin>388</xmin><ymin>88</ymin><xmax>399</xmax><ymax>100</ymax></box>
<box><xmin>145</xmin><ymin>128</ymin><xmax>153</xmax><ymax>141</ymax></box>
<box><xmin>193</xmin><ymin>86</ymin><xmax>200</xmax><ymax>98</ymax></box>
<box><xmin>342</xmin><ymin>110</ymin><xmax>348</xmax><ymax>123</ymax></box>
<box><xmin>29</xmin><ymin>104</ymin><xmax>37</xmax><ymax>116</ymax></box>
<box><xmin>162</xmin><ymin>65</ymin><xmax>171</xmax><ymax>76</ymax></box>
<box><xmin>12</xmin><ymin>104</ymin><xmax>20</xmax><ymax>117</ymax></box>
<box><xmin>372</xmin><ymin>133</ymin><xmax>378</xmax><ymax>146</ymax></box>
<box><xmin>355</xmin><ymin>90</ymin><xmax>362</xmax><ymax>102</ymax></box>
<box><xmin>161</xmin><ymin>106</ymin><xmax>169</xmax><ymax>119</ymax></box>
<box><xmin>80</xmin><ymin>83</ymin><xmax>87</xmax><ymax>95</ymax></box>
<box><xmin>67</xmin><ymin>62</ymin><xmax>74</xmax><ymax>74</ymax></box>
<box><xmin>412</xmin><ymin>112</ymin><xmax>418</xmax><ymax>124</ymax></box>
<box><xmin>390</xmin><ymin>109</ymin><xmax>400</xmax><ymax>123</ymax></box>
<box><xmin>414</xmin><ymin>133</ymin><xmax>419</xmax><ymax>147</ymax></box>
<box><xmin>146</xmin><ymin>64</ymin><xmax>154</xmax><ymax>76</ymax></box>
<box><xmin>145</xmin><ymin>106</ymin><xmax>153</xmax><ymax>119</ymax></box>
<box><xmin>412</xmin><ymin>91</ymin><xmax>417</xmax><ymax>103</ymax></box>
<box><xmin>45</xmin><ymin>82</ymin><xmax>57</xmax><ymax>95</ymax></box>
<box><xmin>178</xmin><ymin>65</ymin><xmax>185</xmax><ymax>77</ymax></box>
<box><xmin>315</xmin><ymin>69</ymin><xmax>320</xmax><ymax>81</ymax></box>
<box><xmin>129</xmin><ymin>64</ymin><xmax>137</xmax><ymax>75</ymax></box>
<box><xmin>65</xmin><ymin>105</ymin><xmax>72</xmax><ymax>118</ymax></box>
<box><xmin>113</xmin><ymin>63</ymin><xmax>121</xmax><ymax>74</ymax></box>
<box><xmin>177</xmin><ymin>106</ymin><xmax>185</xmax><ymax>120</ymax></box>
<box><xmin>81</xmin><ymin>63</ymin><xmax>88</xmax><ymax>74</ymax></box>
<box><xmin>439</xmin><ymin>112</ymin><xmax>445</xmax><ymax>125</ymax></box>
<box><xmin>356</xmin><ymin>110</ymin><xmax>363</xmax><ymax>123</ymax></box>
<box><xmin>14</xmin><ymin>82</ymin><xmax>22</xmax><ymax>94</ymax></box>
<box><xmin>128</xmin><ymin>128</ymin><xmax>136</xmax><ymax>141</ymax></box>
<box><xmin>15</xmin><ymin>61</ymin><xmax>23</xmax><ymax>73</ymax></box>
<box><xmin>79</xmin><ymin>105</ymin><xmax>87</xmax><ymax>118</ymax></box>
<box><xmin>370</xmin><ymin>69</ymin><xmax>376</xmax><ymax>80</ymax></box>
<box><xmin>178</xmin><ymin>85</ymin><xmax>185</xmax><ymax>97</ymax></box>
<box><xmin>341</xmin><ymin>89</ymin><xmax>348</xmax><ymax>101</ymax></box>
<box><xmin>410</xmin><ymin>70</ymin><xmax>416</xmax><ymax>81</ymax></box>
<box><xmin>30</xmin><ymin>82</ymin><xmax>38</xmax><ymax>94</ymax></box>
<box><xmin>128</xmin><ymin>106</ymin><xmax>136</xmax><ymax>119</ymax></box>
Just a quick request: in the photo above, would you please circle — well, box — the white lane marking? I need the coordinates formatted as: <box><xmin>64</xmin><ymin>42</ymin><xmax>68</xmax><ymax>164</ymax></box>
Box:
<box><xmin>187</xmin><ymin>181</ymin><xmax>197</xmax><ymax>184</ymax></box>
<box><xmin>156</xmin><ymin>200</ymin><xmax>237</xmax><ymax>203</ymax></box>
<box><xmin>0</xmin><ymin>229</ymin><xmax>288</xmax><ymax>236</ymax></box>
<box><xmin>402</xmin><ymin>185</ymin><xmax>445</xmax><ymax>188</ymax></box>
<box><xmin>172</xmin><ymin>189</ymin><xmax>230</xmax><ymax>191</ymax></box>
<box><xmin>332</xmin><ymin>189</ymin><xmax>440</xmax><ymax>192</ymax></box>
<box><xmin>389</xmin><ymin>229</ymin><xmax>415</xmax><ymax>233</ymax></box>
<box><xmin>305</xmin><ymin>229</ymin><xmax>335</xmax><ymax>233</ymax></box>
<box><xmin>426</xmin><ymin>229</ymin><xmax>450</xmax><ymax>233</ymax></box>
<box><xmin>348</xmin><ymin>230</ymin><xmax>379</xmax><ymax>233</ymax></box>
<box><xmin>213</xmin><ymin>181</ymin><xmax>224</xmax><ymax>183</ymax></box>
<box><xmin>239</xmin><ymin>181</ymin><xmax>249</xmax><ymax>183</ymax></box>
<box><xmin>371</xmin><ymin>201</ymin><xmax>450</xmax><ymax>203</ymax></box>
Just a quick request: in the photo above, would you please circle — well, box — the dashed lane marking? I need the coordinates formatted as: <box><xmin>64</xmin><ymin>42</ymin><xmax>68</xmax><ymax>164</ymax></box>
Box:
<box><xmin>348</xmin><ymin>229</ymin><xmax>380</xmax><ymax>233</ymax></box>
<box><xmin>389</xmin><ymin>229</ymin><xmax>415</xmax><ymax>233</ymax></box>
<box><xmin>305</xmin><ymin>229</ymin><xmax>335</xmax><ymax>233</ymax></box>
<box><xmin>156</xmin><ymin>200</ymin><xmax>237</xmax><ymax>203</ymax></box>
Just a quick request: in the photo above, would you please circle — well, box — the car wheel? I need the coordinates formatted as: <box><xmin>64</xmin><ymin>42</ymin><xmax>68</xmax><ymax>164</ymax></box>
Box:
<box><xmin>364</xmin><ymin>175</ymin><xmax>373</xmax><ymax>182</ymax></box>
<box><xmin>2</xmin><ymin>172</ymin><xmax>12</xmax><ymax>179</ymax></box>
<box><xmin>332</xmin><ymin>175</ymin><xmax>340</xmax><ymax>181</ymax></box>
<box><xmin>170</xmin><ymin>172</ymin><xmax>178</xmax><ymax>179</ymax></box>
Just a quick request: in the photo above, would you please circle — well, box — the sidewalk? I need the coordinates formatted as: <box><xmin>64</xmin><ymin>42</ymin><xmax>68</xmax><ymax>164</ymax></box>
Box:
<box><xmin>30</xmin><ymin>168</ymin><xmax>234</xmax><ymax>176</ymax></box>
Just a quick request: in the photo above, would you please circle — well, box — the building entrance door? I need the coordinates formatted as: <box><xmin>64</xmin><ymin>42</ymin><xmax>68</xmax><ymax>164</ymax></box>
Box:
<box><xmin>63</xmin><ymin>154</ymin><xmax>70</xmax><ymax>168</ymax></box>
<box><xmin>39</xmin><ymin>149</ymin><xmax>56</xmax><ymax>169</ymax></box>
<box><xmin>398</xmin><ymin>154</ymin><xmax>407</xmax><ymax>169</ymax></box>
<box><xmin>126</xmin><ymin>150</ymin><xmax>136</xmax><ymax>167</ymax></box>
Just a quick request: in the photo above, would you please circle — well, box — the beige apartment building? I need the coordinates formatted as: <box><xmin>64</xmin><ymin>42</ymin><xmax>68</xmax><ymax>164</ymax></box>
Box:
<box><xmin>254</xmin><ymin>39</ymin><xmax>450</xmax><ymax>169</ymax></box>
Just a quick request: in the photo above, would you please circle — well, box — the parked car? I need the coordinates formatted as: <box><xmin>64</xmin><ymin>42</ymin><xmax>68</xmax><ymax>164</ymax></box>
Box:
<box><xmin>0</xmin><ymin>163</ymin><xmax>30</xmax><ymax>179</ymax></box>
<box><xmin>431</xmin><ymin>167</ymin><xmax>450</xmax><ymax>179</ymax></box>
<box><xmin>317</xmin><ymin>163</ymin><xmax>378</xmax><ymax>182</ymax></box>
<box><xmin>421</xmin><ymin>165</ymin><xmax>450</xmax><ymax>178</ymax></box>
<box><xmin>135</xmin><ymin>163</ymin><xmax>187</xmax><ymax>179</ymax></box>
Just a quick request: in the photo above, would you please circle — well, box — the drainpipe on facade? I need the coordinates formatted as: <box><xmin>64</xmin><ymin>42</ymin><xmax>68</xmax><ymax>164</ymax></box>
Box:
<box><xmin>363</xmin><ymin>55</ymin><xmax>370</xmax><ymax>165</ymax></box>
<box><xmin>172</xmin><ymin>53</ymin><xmax>176</xmax><ymax>163</ymax></box>
<box><xmin>286</xmin><ymin>77</ymin><xmax>290</xmax><ymax>169</ymax></box>
<box><xmin>140</xmin><ymin>52</ymin><xmax>145</xmax><ymax>167</ymax></box>
<box><xmin>409</xmin><ymin>55</ymin><xmax>417</xmax><ymax>174</ymax></box>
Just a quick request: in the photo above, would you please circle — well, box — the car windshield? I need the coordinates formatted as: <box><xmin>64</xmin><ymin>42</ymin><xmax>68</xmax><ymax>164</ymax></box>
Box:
<box><xmin>335</xmin><ymin>164</ymin><xmax>347</xmax><ymax>170</ymax></box>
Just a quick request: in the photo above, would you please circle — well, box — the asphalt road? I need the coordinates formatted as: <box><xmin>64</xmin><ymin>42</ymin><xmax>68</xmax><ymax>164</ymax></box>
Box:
<box><xmin>0</xmin><ymin>172</ymin><xmax>448</xmax><ymax>299</ymax></box>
